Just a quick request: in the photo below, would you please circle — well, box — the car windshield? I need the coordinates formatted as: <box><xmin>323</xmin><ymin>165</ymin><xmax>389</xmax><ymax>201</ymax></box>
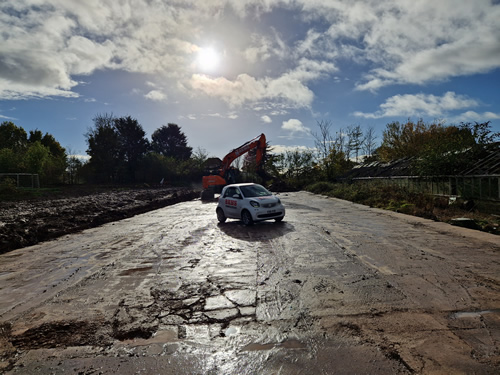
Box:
<box><xmin>240</xmin><ymin>184</ymin><xmax>271</xmax><ymax>198</ymax></box>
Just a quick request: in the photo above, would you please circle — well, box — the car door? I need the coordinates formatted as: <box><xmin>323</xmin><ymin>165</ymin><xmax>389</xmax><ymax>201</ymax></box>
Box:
<box><xmin>222</xmin><ymin>187</ymin><xmax>243</xmax><ymax>218</ymax></box>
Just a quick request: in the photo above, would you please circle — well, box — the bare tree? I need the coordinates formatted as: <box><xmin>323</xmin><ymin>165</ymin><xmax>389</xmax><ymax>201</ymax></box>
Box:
<box><xmin>333</xmin><ymin>127</ymin><xmax>346</xmax><ymax>155</ymax></box>
<box><xmin>362</xmin><ymin>125</ymin><xmax>378</xmax><ymax>159</ymax></box>
<box><xmin>312</xmin><ymin>119</ymin><xmax>334</xmax><ymax>162</ymax></box>
<box><xmin>346</xmin><ymin>124</ymin><xmax>364</xmax><ymax>163</ymax></box>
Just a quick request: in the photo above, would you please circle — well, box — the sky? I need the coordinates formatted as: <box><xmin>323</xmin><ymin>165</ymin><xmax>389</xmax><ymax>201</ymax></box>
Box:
<box><xmin>1</xmin><ymin>0</ymin><xmax>500</xmax><ymax>160</ymax></box>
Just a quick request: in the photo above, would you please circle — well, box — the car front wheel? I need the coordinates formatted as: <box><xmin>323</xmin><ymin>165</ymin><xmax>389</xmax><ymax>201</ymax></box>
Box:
<box><xmin>216</xmin><ymin>208</ymin><xmax>226</xmax><ymax>223</ymax></box>
<box><xmin>241</xmin><ymin>210</ymin><xmax>254</xmax><ymax>226</ymax></box>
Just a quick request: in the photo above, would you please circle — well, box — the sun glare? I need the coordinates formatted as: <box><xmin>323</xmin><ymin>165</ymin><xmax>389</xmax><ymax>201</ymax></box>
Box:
<box><xmin>197</xmin><ymin>47</ymin><xmax>219</xmax><ymax>72</ymax></box>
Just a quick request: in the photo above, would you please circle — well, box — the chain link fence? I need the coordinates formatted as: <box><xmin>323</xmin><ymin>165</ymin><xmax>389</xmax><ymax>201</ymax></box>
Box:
<box><xmin>351</xmin><ymin>175</ymin><xmax>500</xmax><ymax>201</ymax></box>
<box><xmin>0</xmin><ymin>173</ymin><xmax>40</xmax><ymax>188</ymax></box>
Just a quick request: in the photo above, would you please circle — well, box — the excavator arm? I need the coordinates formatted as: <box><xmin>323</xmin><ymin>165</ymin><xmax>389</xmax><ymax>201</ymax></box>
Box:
<box><xmin>202</xmin><ymin>133</ymin><xmax>266</xmax><ymax>195</ymax></box>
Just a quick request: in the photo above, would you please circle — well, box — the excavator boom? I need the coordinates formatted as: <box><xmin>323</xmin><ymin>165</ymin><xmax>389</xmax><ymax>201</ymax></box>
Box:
<box><xmin>202</xmin><ymin>133</ymin><xmax>266</xmax><ymax>194</ymax></box>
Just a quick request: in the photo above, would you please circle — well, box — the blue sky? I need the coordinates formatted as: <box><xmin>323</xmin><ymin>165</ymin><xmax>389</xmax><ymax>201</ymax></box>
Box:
<box><xmin>1</xmin><ymin>0</ymin><xmax>499</xmax><ymax>159</ymax></box>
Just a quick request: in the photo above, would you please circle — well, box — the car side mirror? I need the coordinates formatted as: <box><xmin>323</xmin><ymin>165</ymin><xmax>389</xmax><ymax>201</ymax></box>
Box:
<box><xmin>233</xmin><ymin>194</ymin><xmax>242</xmax><ymax>199</ymax></box>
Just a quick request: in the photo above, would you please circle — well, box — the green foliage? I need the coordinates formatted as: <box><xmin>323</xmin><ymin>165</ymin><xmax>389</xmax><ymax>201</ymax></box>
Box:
<box><xmin>311</xmin><ymin>120</ymin><xmax>371</xmax><ymax>182</ymax></box>
<box><xmin>84</xmin><ymin>114</ymin><xmax>203</xmax><ymax>185</ymax></box>
<box><xmin>67</xmin><ymin>156</ymin><xmax>83</xmax><ymax>184</ymax></box>
<box><xmin>151</xmin><ymin>124</ymin><xmax>192</xmax><ymax>160</ymax></box>
<box><xmin>379</xmin><ymin>119</ymin><xmax>499</xmax><ymax>176</ymax></box>
<box><xmin>136</xmin><ymin>152</ymin><xmax>202</xmax><ymax>185</ymax></box>
<box><xmin>26</xmin><ymin>129</ymin><xmax>67</xmax><ymax>183</ymax></box>
<box><xmin>306</xmin><ymin>181</ymin><xmax>336</xmax><ymax>194</ymax></box>
<box><xmin>25</xmin><ymin>141</ymin><xmax>50</xmax><ymax>174</ymax></box>
<box><xmin>114</xmin><ymin>116</ymin><xmax>150</xmax><ymax>182</ymax></box>
<box><xmin>0</xmin><ymin>122</ymin><xmax>67</xmax><ymax>185</ymax></box>
<box><xmin>0</xmin><ymin>121</ymin><xmax>28</xmax><ymax>151</ymax></box>
<box><xmin>0</xmin><ymin>177</ymin><xmax>18</xmax><ymax>195</ymax></box>
<box><xmin>0</xmin><ymin>148</ymin><xmax>22</xmax><ymax>172</ymax></box>
<box><xmin>323</xmin><ymin>149</ymin><xmax>354</xmax><ymax>179</ymax></box>
<box><xmin>85</xmin><ymin>113</ymin><xmax>122</xmax><ymax>183</ymax></box>
<box><xmin>304</xmin><ymin>181</ymin><xmax>500</xmax><ymax>230</ymax></box>
<box><xmin>272</xmin><ymin>149</ymin><xmax>318</xmax><ymax>190</ymax></box>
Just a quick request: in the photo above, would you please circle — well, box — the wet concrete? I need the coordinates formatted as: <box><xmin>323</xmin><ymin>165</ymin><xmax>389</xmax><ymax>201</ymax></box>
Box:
<box><xmin>0</xmin><ymin>192</ymin><xmax>499</xmax><ymax>374</ymax></box>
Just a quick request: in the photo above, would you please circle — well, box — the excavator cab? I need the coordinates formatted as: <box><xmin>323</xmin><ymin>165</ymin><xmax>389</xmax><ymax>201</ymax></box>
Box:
<box><xmin>201</xmin><ymin>134</ymin><xmax>266</xmax><ymax>201</ymax></box>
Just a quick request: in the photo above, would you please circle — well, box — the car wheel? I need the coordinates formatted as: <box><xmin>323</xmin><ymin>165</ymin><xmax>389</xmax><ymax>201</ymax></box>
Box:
<box><xmin>216</xmin><ymin>208</ymin><xmax>226</xmax><ymax>223</ymax></box>
<box><xmin>241</xmin><ymin>210</ymin><xmax>254</xmax><ymax>226</ymax></box>
<box><xmin>275</xmin><ymin>216</ymin><xmax>284</xmax><ymax>222</ymax></box>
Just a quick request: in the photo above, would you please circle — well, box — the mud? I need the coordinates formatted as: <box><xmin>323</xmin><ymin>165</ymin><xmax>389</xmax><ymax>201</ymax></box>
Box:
<box><xmin>0</xmin><ymin>192</ymin><xmax>499</xmax><ymax>374</ymax></box>
<box><xmin>0</xmin><ymin>187</ymin><xmax>200</xmax><ymax>253</ymax></box>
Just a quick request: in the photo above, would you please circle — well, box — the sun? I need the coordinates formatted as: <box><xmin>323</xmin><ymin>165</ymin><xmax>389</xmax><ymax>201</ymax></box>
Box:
<box><xmin>197</xmin><ymin>47</ymin><xmax>220</xmax><ymax>72</ymax></box>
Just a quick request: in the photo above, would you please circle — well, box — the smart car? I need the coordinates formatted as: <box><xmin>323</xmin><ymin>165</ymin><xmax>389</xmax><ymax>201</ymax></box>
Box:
<box><xmin>216</xmin><ymin>183</ymin><xmax>285</xmax><ymax>225</ymax></box>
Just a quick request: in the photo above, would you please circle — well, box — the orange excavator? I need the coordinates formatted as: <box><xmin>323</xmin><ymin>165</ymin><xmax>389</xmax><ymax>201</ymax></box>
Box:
<box><xmin>201</xmin><ymin>133</ymin><xmax>267</xmax><ymax>200</ymax></box>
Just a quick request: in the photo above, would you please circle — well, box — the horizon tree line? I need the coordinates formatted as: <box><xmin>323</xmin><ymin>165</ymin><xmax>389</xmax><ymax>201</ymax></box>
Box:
<box><xmin>1</xmin><ymin>115</ymin><xmax>498</xmax><ymax>189</ymax></box>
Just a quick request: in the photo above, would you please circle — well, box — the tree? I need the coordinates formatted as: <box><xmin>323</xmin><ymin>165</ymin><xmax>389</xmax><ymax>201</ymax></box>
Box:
<box><xmin>67</xmin><ymin>155</ymin><xmax>83</xmax><ymax>184</ymax></box>
<box><xmin>378</xmin><ymin>119</ymin><xmax>432</xmax><ymax>161</ymax></box>
<box><xmin>346</xmin><ymin>124</ymin><xmax>364</xmax><ymax>162</ymax></box>
<box><xmin>0</xmin><ymin>122</ymin><xmax>26</xmax><ymax>172</ymax></box>
<box><xmin>85</xmin><ymin>113</ymin><xmax>120</xmax><ymax>182</ymax></box>
<box><xmin>325</xmin><ymin>148</ymin><xmax>354</xmax><ymax>177</ymax></box>
<box><xmin>25</xmin><ymin>141</ymin><xmax>50</xmax><ymax>175</ymax></box>
<box><xmin>378</xmin><ymin>119</ymin><xmax>499</xmax><ymax>175</ymax></box>
<box><xmin>362</xmin><ymin>126</ymin><xmax>378</xmax><ymax>160</ymax></box>
<box><xmin>29</xmin><ymin>129</ymin><xmax>67</xmax><ymax>183</ymax></box>
<box><xmin>114</xmin><ymin>116</ymin><xmax>150</xmax><ymax>182</ymax></box>
<box><xmin>312</xmin><ymin>120</ymin><xmax>355</xmax><ymax>180</ymax></box>
<box><xmin>151</xmin><ymin>124</ymin><xmax>192</xmax><ymax>160</ymax></box>
<box><xmin>277</xmin><ymin>149</ymin><xmax>316</xmax><ymax>189</ymax></box>
<box><xmin>0</xmin><ymin>148</ymin><xmax>21</xmax><ymax>172</ymax></box>
<box><xmin>0</xmin><ymin>122</ymin><xmax>66</xmax><ymax>183</ymax></box>
<box><xmin>0</xmin><ymin>121</ymin><xmax>28</xmax><ymax>152</ymax></box>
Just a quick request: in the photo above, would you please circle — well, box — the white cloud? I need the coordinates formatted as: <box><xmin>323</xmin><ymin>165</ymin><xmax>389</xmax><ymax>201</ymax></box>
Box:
<box><xmin>0</xmin><ymin>0</ymin><xmax>498</xmax><ymax>103</ymax></box>
<box><xmin>452</xmin><ymin>110</ymin><xmax>500</xmax><ymax>123</ymax></box>
<box><xmin>354</xmin><ymin>92</ymin><xmax>479</xmax><ymax>119</ymax></box>
<box><xmin>270</xmin><ymin>144</ymin><xmax>313</xmax><ymax>154</ymax></box>
<box><xmin>243</xmin><ymin>34</ymin><xmax>274</xmax><ymax>64</ymax></box>
<box><xmin>144</xmin><ymin>90</ymin><xmax>167</xmax><ymax>102</ymax></box>
<box><xmin>206</xmin><ymin>112</ymin><xmax>239</xmax><ymax>119</ymax></box>
<box><xmin>346</xmin><ymin>1</ymin><xmax>500</xmax><ymax>90</ymax></box>
<box><xmin>261</xmin><ymin>115</ymin><xmax>272</xmax><ymax>123</ymax></box>
<box><xmin>189</xmin><ymin>73</ymin><xmax>314</xmax><ymax>108</ymax></box>
<box><xmin>282</xmin><ymin>119</ymin><xmax>310</xmax><ymax>134</ymax></box>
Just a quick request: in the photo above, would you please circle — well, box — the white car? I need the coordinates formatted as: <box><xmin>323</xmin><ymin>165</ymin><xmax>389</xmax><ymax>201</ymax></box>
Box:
<box><xmin>216</xmin><ymin>183</ymin><xmax>285</xmax><ymax>225</ymax></box>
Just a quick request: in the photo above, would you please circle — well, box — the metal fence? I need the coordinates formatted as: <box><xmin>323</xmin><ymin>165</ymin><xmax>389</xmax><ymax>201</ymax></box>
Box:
<box><xmin>0</xmin><ymin>173</ymin><xmax>40</xmax><ymax>188</ymax></box>
<box><xmin>351</xmin><ymin>175</ymin><xmax>500</xmax><ymax>202</ymax></box>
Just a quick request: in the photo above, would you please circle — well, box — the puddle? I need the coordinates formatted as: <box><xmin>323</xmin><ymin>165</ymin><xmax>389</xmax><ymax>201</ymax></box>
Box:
<box><xmin>119</xmin><ymin>266</ymin><xmax>153</xmax><ymax>276</ymax></box>
<box><xmin>242</xmin><ymin>339</ymin><xmax>306</xmax><ymax>351</ymax></box>
<box><xmin>224</xmin><ymin>326</ymin><xmax>239</xmax><ymax>337</ymax></box>
<box><xmin>451</xmin><ymin>309</ymin><xmax>500</xmax><ymax>319</ymax></box>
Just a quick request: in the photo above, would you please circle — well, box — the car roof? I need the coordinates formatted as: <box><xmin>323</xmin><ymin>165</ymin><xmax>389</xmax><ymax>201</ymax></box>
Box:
<box><xmin>225</xmin><ymin>183</ymin><xmax>260</xmax><ymax>188</ymax></box>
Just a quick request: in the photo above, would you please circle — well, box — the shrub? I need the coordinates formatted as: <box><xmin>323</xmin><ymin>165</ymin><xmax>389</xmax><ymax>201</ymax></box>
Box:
<box><xmin>0</xmin><ymin>177</ymin><xmax>18</xmax><ymax>195</ymax></box>
<box><xmin>306</xmin><ymin>181</ymin><xmax>335</xmax><ymax>194</ymax></box>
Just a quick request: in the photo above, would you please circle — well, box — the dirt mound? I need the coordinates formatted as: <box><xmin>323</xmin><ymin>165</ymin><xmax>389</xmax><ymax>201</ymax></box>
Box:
<box><xmin>0</xmin><ymin>187</ymin><xmax>200</xmax><ymax>253</ymax></box>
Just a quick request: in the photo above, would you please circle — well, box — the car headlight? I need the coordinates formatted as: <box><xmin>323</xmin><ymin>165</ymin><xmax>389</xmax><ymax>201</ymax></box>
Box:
<box><xmin>249</xmin><ymin>200</ymin><xmax>260</xmax><ymax>208</ymax></box>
